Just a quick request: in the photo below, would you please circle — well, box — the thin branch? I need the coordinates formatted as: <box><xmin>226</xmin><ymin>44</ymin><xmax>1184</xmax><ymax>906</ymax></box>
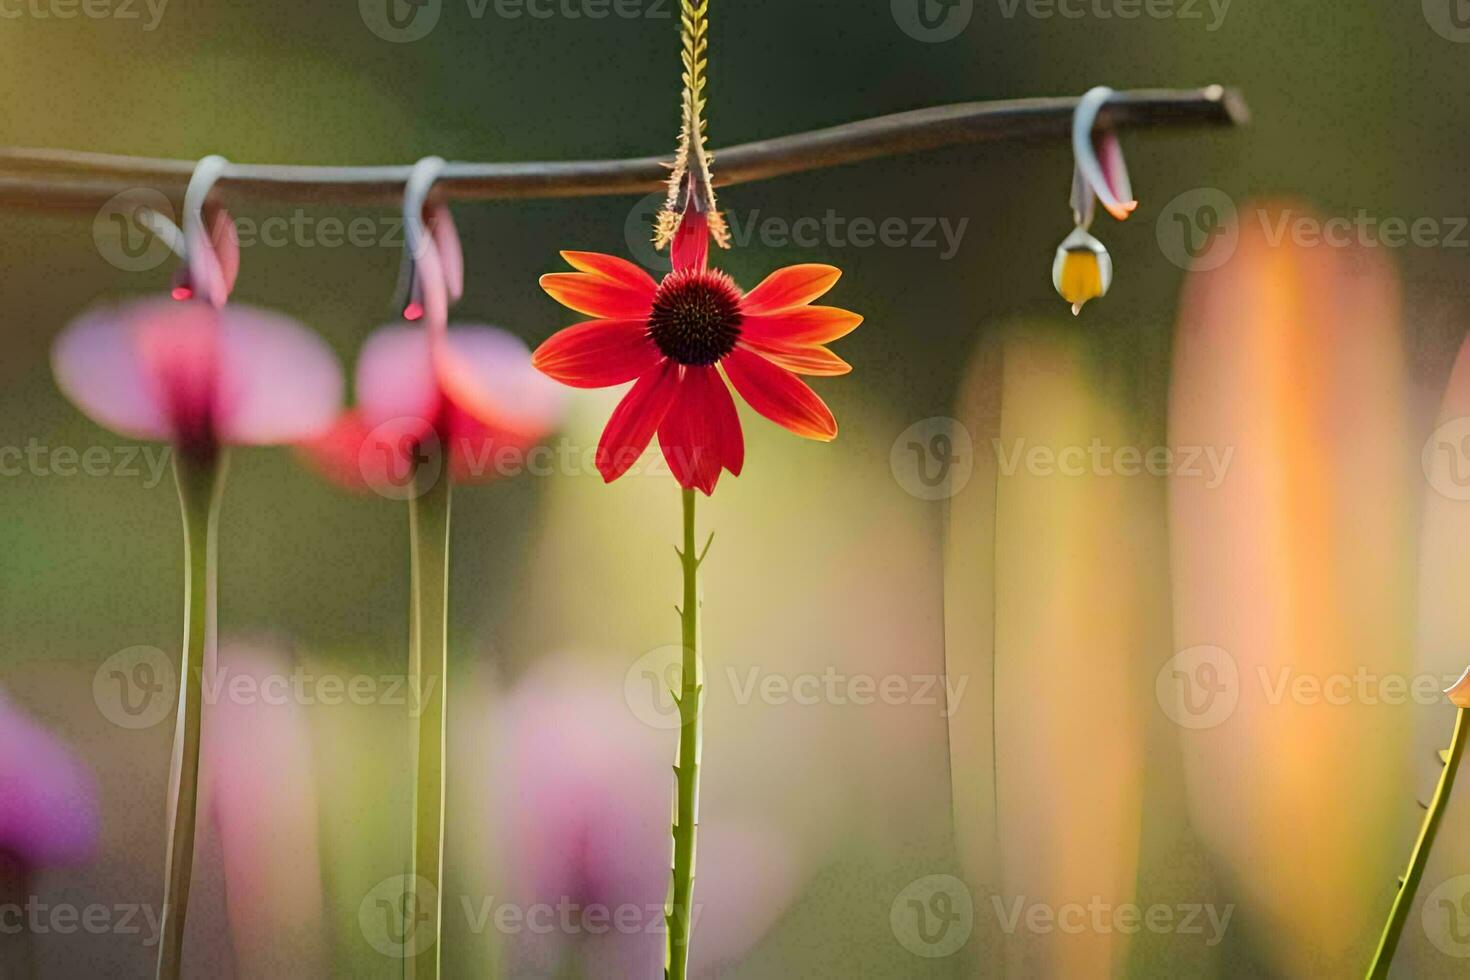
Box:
<box><xmin>0</xmin><ymin>86</ymin><xmax>1245</xmax><ymax>211</ymax></box>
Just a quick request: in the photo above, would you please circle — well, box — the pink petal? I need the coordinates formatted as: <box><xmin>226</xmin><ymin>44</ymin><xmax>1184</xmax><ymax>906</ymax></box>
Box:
<box><xmin>52</xmin><ymin>299</ymin><xmax>174</xmax><ymax>441</ymax></box>
<box><xmin>354</xmin><ymin>325</ymin><xmax>441</xmax><ymax>430</ymax></box>
<box><xmin>427</xmin><ymin>204</ymin><xmax>464</xmax><ymax>304</ymax></box>
<box><xmin>0</xmin><ymin>691</ymin><xmax>99</xmax><ymax>866</ymax></box>
<box><xmin>214</xmin><ymin>306</ymin><xmax>344</xmax><ymax>445</ymax></box>
<box><xmin>211</xmin><ymin>209</ymin><xmax>240</xmax><ymax>298</ymax></box>
<box><xmin>434</xmin><ymin>326</ymin><xmax>564</xmax><ymax>439</ymax></box>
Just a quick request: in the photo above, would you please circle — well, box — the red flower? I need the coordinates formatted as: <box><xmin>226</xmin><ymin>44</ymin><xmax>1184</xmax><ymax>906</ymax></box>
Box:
<box><xmin>533</xmin><ymin>212</ymin><xmax>861</xmax><ymax>494</ymax></box>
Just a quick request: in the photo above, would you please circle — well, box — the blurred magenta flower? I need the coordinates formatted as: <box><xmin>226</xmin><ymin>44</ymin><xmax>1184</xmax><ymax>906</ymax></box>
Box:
<box><xmin>51</xmin><ymin>212</ymin><xmax>342</xmax><ymax>463</ymax></box>
<box><xmin>489</xmin><ymin>657</ymin><xmax>802</xmax><ymax>978</ymax></box>
<box><xmin>0</xmin><ymin>690</ymin><xmax>98</xmax><ymax>867</ymax></box>
<box><xmin>49</xmin><ymin>157</ymin><xmax>345</xmax><ymax>980</ymax></box>
<box><xmin>202</xmin><ymin>642</ymin><xmax>326</xmax><ymax>977</ymax></box>
<box><xmin>301</xmin><ymin>321</ymin><xmax>560</xmax><ymax>490</ymax></box>
<box><xmin>302</xmin><ymin>201</ymin><xmax>560</xmax><ymax>491</ymax></box>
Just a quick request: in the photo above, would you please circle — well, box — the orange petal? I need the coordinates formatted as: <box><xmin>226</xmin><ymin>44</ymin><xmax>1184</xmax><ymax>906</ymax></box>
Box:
<box><xmin>532</xmin><ymin>319</ymin><xmax>661</xmax><ymax>389</ymax></box>
<box><xmin>559</xmin><ymin>251</ymin><xmax>658</xmax><ymax>293</ymax></box>
<box><xmin>742</xmin><ymin>264</ymin><xmax>842</xmax><ymax>315</ymax></box>
<box><xmin>740</xmin><ymin>306</ymin><xmax>863</xmax><ymax>346</ymax></box>
<box><xmin>541</xmin><ymin>272</ymin><xmax>655</xmax><ymax>320</ymax></box>
<box><xmin>721</xmin><ymin>348</ymin><xmax>837</xmax><ymax>441</ymax></box>
<box><xmin>596</xmin><ymin>361</ymin><xmax>680</xmax><ymax>482</ymax></box>
<box><xmin>737</xmin><ymin>340</ymin><xmax>851</xmax><ymax>377</ymax></box>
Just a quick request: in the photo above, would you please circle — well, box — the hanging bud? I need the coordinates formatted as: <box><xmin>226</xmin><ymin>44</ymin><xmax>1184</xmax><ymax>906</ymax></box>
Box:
<box><xmin>1053</xmin><ymin>226</ymin><xmax>1112</xmax><ymax>316</ymax></box>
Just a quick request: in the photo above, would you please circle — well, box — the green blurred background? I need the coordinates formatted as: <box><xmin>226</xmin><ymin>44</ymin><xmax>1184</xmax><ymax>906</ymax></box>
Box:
<box><xmin>3</xmin><ymin>1</ymin><xmax>1470</xmax><ymax>977</ymax></box>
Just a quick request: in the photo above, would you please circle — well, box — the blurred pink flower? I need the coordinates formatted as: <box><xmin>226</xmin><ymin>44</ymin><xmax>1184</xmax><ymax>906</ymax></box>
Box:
<box><xmin>200</xmin><ymin>642</ymin><xmax>326</xmax><ymax>977</ymax></box>
<box><xmin>302</xmin><ymin>204</ymin><xmax>560</xmax><ymax>491</ymax></box>
<box><xmin>0</xmin><ymin>691</ymin><xmax>98</xmax><ymax>867</ymax></box>
<box><xmin>487</xmin><ymin>657</ymin><xmax>801</xmax><ymax>978</ymax></box>
<box><xmin>51</xmin><ymin>211</ymin><xmax>342</xmax><ymax>461</ymax></box>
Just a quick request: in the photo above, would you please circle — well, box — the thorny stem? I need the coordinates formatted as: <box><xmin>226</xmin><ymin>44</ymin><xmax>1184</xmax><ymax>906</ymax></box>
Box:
<box><xmin>665</xmin><ymin>488</ymin><xmax>706</xmax><ymax>980</ymax></box>
<box><xmin>407</xmin><ymin>465</ymin><xmax>451</xmax><ymax>980</ymax></box>
<box><xmin>156</xmin><ymin>450</ymin><xmax>224</xmax><ymax>980</ymax></box>
<box><xmin>1366</xmin><ymin>707</ymin><xmax>1470</xmax><ymax>979</ymax></box>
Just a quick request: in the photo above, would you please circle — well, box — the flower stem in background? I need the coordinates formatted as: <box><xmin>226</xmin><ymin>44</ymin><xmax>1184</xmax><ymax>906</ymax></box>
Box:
<box><xmin>156</xmin><ymin>451</ymin><xmax>224</xmax><ymax>980</ymax></box>
<box><xmin>665</xmin><ymin>488</ymin><xmax>707</xmax><ymax>980</ymax></box>
<box><xmin>408</xmin><ymin>465</ymin><xmax>451</xmax><ymax>980</ymax></box>
<box><xmin>1366</xmin><ymin>707</ymin><xmax>1469</xmax><ymax>979</ymax></box>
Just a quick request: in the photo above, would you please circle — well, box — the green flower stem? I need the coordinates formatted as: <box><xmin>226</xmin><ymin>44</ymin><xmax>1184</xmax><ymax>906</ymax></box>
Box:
<box><xmin>156</xmin><ymin>450</ymin><xmax>224</xmax><ymax>980</ymax></box>
<box><xmin>665</xmin><ymin>488</ymin><xmax>707</xmax><ymax>980</ymax></box>
<box><xmin>407</xmin><ymin>467</ymin><xmax>451</xmax><ymax>980</ymax></box>
<box><xmin>1367</xmin><ymin>707</ymin><xmax>1470</xmax><ymax>979</ymax></box>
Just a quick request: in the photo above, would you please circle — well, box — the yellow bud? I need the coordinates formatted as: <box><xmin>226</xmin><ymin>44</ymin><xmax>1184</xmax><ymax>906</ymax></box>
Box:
<box><xmin>1052</xmin><ymin>227</ymin><xmax>1113</xmax><ymax>316</ymax></box>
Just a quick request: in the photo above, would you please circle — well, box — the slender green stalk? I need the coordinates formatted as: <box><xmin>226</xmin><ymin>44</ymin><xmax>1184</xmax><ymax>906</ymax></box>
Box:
<box><xmin>1366</xmin><ymin>707</ymin><xmax>1470</xmax><ymax>979</ymax></box>
<box><xmin>665</xmin><ymin>488</ymin><xmax>706</xmax><ymax>980</ymax></box>
<box><xmin>156</xmin><ymin>450</ymin><xmax>223</xmax><ymax>980</ymax></box>
<box><xmin>407</xmin><ymin>467</ymin><xmax>451</xmax><ymax>980</ymax></box>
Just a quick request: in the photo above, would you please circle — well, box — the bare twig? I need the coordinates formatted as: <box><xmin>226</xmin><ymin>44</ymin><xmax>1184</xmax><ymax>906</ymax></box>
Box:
<box><xmin>0</xmin><ymin>86</ymin><xmax>1245</xmax><ymax>212</ymax></box>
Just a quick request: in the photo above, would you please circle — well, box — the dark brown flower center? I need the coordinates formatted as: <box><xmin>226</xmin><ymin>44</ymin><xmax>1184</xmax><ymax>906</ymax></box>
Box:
<box><xmin>647</xmin><ymin>269</ymin><xmax>743</xmax><ymax>366</ymax></box>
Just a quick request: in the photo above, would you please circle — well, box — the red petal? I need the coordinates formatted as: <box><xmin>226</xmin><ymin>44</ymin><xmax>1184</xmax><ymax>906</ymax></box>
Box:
<box><xmin>540</xmin><ymin>273</ymin><xmax>655</xmax><ymax>320</ymax></box>
<box><xmin>560</xmin><ymin>251</ymin><xmax>658</xmax><ymax>293</ymax></box>
<box><xmin>737</xmin><ymin>340</ymin><xmax>851</xmax><ymax>377</ymax></box>
<box><xmin>721</xmin><ymin>348</ymin><xmax>838</xmax><ymax>441</ymax></box>
<box><xmin>596</xmin><ymin>361</ymin><xmax>680</xmax><ymax>482</ymax></box>
<box><xmin>657</xmin><ymin>366</ymin><xmax>743</xmax><ymax>494</ymax></box>
<box><xmin>740</xmin><ymin>306</ymin><xmax>863</xmax><ymax>346</ymax></box>
<box><xmin>672</xmin><ymin>208</ymin><xmax>709</xmax><ymax>273</ymax></box>
<box><xmin>532</xmin><ymin>319</ymin><xmax>660</xmax><ymax>389</ymax></box>
<box><xmin>742</xmin><ymin>265</ymin><xmax>842</xmax><ymax>314</ymax></box>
